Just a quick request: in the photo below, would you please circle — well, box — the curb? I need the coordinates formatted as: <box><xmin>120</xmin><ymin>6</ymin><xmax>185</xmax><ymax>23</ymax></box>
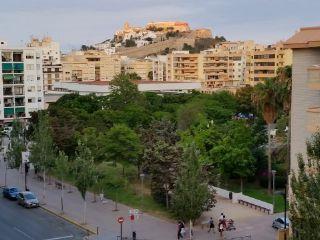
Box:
<box><xmin>40</xmin><ymin>205</ymin><xmax>97</xmax><ymax>235</ymax></box>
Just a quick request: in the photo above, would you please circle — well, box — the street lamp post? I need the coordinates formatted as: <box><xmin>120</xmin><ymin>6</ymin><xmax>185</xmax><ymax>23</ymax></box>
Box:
<box><xmin>272</xmin><ymin>170</ymin><xmax>276</xmax><ymax>211</ymax></box>
<box><xmin>140</xmin><ymin>173</ymin><xmax>145</xmax><ymax>210</ymax></box>
<box><xmin>163</xmin><ymin>183</ymin><xmax>170</xmax><ymax>209</ymax></box>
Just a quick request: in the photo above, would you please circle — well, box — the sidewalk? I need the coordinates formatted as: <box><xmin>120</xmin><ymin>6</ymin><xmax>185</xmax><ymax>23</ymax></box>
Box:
<box><xmin>0</xmin><ymin>156</ymin><xmax>276</xmax><ymax>240</ymax></box>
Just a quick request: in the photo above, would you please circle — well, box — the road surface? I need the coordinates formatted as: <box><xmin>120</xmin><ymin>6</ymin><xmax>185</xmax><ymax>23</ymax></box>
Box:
<box><xmin>0</xmin><ymin>194</ymin><xmax>87</xmax><ymax>240</ymax></box>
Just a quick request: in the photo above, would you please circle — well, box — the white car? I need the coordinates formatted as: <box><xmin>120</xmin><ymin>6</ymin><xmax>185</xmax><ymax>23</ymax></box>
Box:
<box><xmin>272</xmin><ymin>217</ymin><xmax>290</xmax><ymax>229</ymax></box>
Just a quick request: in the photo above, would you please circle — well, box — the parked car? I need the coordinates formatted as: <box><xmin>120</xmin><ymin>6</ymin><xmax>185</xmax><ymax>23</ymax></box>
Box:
<box><xmin>272</xmin><ymin>217</ymin><xmax>290</xmax><ymax>229</ymax></box>
<box><xmin>17</xmin><ymin>192</ymin><xmax>39</xmax><ymax>208</ymax></box>
<box><xmin>2</xmin><ymin>187</ymin><xmax>20</xmax><ymax>200</ymax></box>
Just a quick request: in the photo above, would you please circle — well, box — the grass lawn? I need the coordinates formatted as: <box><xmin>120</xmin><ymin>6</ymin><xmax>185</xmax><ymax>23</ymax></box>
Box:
<box><xmin>221</xmin><ymin>181</ymin><xmax>286</xmax><ymax>213</ymax></box>
<box><xmin>86</xmin><ymin>162</ymin><xmax>172</xmax><ymax>220</ymax></box>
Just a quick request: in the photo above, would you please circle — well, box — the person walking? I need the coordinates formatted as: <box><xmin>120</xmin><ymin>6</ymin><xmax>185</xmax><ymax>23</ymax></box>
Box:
<box><xmin>208</xmin><ymin>217</ymin><xmax>215</xmax><ymax>233</ymax></box>
<box><xmin>177</xmin><ymin>220</ymin><xmax>185</xmax><ymax>239</ymax></box>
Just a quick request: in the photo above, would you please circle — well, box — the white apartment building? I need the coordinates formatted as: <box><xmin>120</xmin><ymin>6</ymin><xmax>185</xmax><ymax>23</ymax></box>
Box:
<box><xmin>0</xmin><ymin>47</ymin><xmax>44</xmax><ymax>123</ymax></box>
<box><xmin>152</xmin><ymin>55</ymin><xmax>168</xmax><ymax>81</ymax></box>
<box><xmin>27</xmin><ymin>37</ymin><xmax>60</xmax><ymax>65</ymax></box>
<box><xmin>27</xmin><ymin>37</ymin><xmax>62</xmax><ymax>91</ymax></box>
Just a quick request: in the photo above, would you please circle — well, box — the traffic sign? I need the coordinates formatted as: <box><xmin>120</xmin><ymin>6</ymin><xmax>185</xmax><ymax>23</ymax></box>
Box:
<box><xmin>117</xmin><ymin>216</ymin><xmax>124</xmax><ymax>224</ymax></box>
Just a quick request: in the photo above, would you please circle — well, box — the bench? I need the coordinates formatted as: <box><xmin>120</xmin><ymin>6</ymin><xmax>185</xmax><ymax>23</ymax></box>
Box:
<box><xmin>238</xmin><ymin>199</ymin><xmax>270</xmax><ymax>214</ymax></box>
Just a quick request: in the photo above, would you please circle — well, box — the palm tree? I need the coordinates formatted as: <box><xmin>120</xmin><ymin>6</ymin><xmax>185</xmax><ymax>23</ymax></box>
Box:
<box><xmin>253</xmin><ymin>78</ymin><xmax>282</xmax><ymax>194</ymax></box>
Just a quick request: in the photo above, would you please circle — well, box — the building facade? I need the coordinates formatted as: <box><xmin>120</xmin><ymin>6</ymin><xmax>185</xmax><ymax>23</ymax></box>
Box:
<box><xmin>62</xmin><ymin>50</ymin><xmax>121</xmax><ymax>82</ymax></box>
<box><xmin>122</xmin><ymin>57</ymin><xmax>153</xmax><ymax>80</ymax></box>
<box><xmin>246</xmin><ymin>43</ymin><xmax>292</xmax><ymax>86</ymax></box>
<box><xmin>167</xmin><ymin>51</ymin><xmax>203</xmax><ymax>82</ymax></box>
<box><xmin>284</xmin><ymin>26</ymin><xmax>320</xmax><ymax>174</ymax></box>
<box><xmin>27</xmin><ymin>37</ymin><xmax>62</xmax><ymax>91</ymax></box>
<box><xmin>0</xmin><ymin>47</ymin><xmax>44</xmax><ymax>122</ymax></box>
<box><xmin>152</xmin><ymin>55</ymin><xmax>168</xmax><ymax>81</ymax></box>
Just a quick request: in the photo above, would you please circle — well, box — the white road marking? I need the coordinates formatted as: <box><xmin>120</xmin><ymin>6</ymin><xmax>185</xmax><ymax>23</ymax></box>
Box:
<box><xmin>13</xmin><ymin>227</ymin><xmax>35</xmax><ymax>240</ymax></box>
<box><xmin>43</xmin><ymin>235</ymin><xmax>74</xmax><ymax>240</ymax></box>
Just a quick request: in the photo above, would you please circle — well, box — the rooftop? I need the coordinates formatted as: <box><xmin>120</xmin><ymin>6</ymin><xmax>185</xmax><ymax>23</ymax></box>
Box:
<box><xmin>284</xmin><ymin>26</ymin><xmax>320</xmax><ymax>49</ymax></box>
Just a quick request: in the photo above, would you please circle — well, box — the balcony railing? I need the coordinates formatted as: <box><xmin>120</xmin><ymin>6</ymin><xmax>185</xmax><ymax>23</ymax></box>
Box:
<box><xmin>307</xmin><ymin>65</ymin><xmax>320</xmax><ymax>90</ymax></box>
<box><xmin>307</xmin><ymin>107</ymin><xmax>320</xmax><ymax>133</ymax></box>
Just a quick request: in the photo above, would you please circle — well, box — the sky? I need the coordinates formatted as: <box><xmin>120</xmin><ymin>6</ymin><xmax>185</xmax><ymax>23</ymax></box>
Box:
<box><xmin>1</xmin><ymin>0</ymin><xmax>319</xmax><ymax>51</ymax></box>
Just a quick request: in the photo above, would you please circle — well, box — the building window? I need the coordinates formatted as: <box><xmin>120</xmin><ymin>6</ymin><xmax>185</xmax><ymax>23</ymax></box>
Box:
<box><xmin>38</xmin><ymin>98</ymin><xmax>42</xmax><ymax>102</ymax></box>
<box><xmin>1</xmin><ymin>52</ymin><xmax>12</xmax><ymax>62</ymax></box>
<box><xmin>26</xmin><ymin>64</ymin><xmax>34</xmax><ymax>70</ymax></box>
<box><xmin>26</xmin><ymin>54</ymin><xmax>34</xmax><ymax>59</ymax></box>
<box><xmin>13</xmin><ymin>52</ymin><xmax>23</xmax><ymax>62</ymax></box>
<box><xmin>36</xmin><ymin>64</ymin><xmax>41</xmax><ymax>70</ymax></box>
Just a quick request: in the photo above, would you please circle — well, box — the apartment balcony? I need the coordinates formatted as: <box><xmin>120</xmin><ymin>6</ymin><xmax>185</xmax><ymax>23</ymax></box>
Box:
<box><xmin>307</xmin><ymin>65</ymin><xmax>320</xmax><ymax>90</ymax></box>
<box><xmin>307</xmin><ymin>107</ymin><xmax>320</xmax><ymax>133</ymax></box>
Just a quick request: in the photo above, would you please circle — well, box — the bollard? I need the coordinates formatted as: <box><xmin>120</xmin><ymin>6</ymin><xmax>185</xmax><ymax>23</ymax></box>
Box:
<box><xmin>132</xmin><ymin>231</ymin><xmax>136</xmax><ymax>240</ymax></box>
<box><xmin>96</xmin><ymin>226</ymin><xmax>99</xmax><ymax>235</ymax></box>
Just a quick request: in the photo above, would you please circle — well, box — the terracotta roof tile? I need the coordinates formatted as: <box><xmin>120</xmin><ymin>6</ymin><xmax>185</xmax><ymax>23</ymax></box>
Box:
<box><xmin>284</xmin><ymin>26</ymin><xmax>320</xmax><ymax>49</ymax></box>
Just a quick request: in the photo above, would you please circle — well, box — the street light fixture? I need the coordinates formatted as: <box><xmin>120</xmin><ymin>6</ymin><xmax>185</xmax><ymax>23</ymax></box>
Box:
<box><xmin>272</xmin><ymin>170</ymin><xmax>276</xmax><ymax>210</ymax></box>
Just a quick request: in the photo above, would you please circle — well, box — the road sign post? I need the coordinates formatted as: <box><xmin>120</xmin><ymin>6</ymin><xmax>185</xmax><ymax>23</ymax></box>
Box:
<box><xmin>117</xmin><ymin>217</ymin><xmax>124</xmax><ymax>240</ymax></box>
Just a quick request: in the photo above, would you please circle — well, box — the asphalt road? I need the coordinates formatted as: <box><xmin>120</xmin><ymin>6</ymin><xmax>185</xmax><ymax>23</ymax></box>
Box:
<box><xmin>0</xmin><ymin>195</ymin><xmax>87</xmax><ymax>240</ymax></box>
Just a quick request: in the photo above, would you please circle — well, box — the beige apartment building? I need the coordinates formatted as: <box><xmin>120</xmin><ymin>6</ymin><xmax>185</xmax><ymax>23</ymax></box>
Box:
<box><xmin>246</xmin><ymin>43</ymin><xmax>292</xmax><ymax>85</ymax></box>
<box><xmin>62</xmin><ymin>50</ymin><xmax>121</xmax><ymax>82</ymax></box>
<box><xmin>122</xmin><ymin>58</ymin><xmax>153</xmax><ymax>80</ymax></box>
<box><xmin>166</xmin><ymin>51</ymin><xmax>203</xmax><ymax>82</ymax></box>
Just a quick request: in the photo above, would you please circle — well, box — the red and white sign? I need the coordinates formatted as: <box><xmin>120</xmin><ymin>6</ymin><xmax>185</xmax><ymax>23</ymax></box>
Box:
<box><xmin>117</xmin><ymin>217</ymin><xmax>124</xmax><ymax>224</ymax></box>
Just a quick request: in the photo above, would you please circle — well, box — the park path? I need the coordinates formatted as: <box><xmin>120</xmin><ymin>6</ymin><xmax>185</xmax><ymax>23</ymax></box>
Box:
<box><xmin>0</xmin><ymin>153</ymin><xmax>276</xmax><ymax>239</ymax></box>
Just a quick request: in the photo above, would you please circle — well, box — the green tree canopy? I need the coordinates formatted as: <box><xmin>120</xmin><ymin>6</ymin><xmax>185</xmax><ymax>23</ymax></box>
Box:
<box><xmin>7</xmin><ymin>119</ymin><xmax>25</xmax><ymax>169</ymax></box>
<box><xmin>104</xmin><ymin>124</ymin><xmax>142</xmax><ymax>167</ymax></box>
<box><xmin>290</xmin><ymin>132</ymin><xmax>320</xmax><ymax>239</ymax></box>
<box><xmin>172</xmin><ymin>144</ymin><xmax>212</xmax><ymax>222</ymax></box>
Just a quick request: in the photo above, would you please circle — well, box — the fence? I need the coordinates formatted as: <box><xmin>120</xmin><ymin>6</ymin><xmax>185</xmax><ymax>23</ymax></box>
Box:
<box><xmin>210</xmin><ymin>186</ymin><xmax>273</xmax><ymax>214</ymax></box>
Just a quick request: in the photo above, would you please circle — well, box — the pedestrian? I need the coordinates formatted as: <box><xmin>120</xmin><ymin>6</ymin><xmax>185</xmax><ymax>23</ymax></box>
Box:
<box><xmin>218</xmin><ymin>221</ymin><xmax>224</xmax><ymax>238</ymax></box>
<box><xmin>177</xmin><ymin>220</ymin><xmax>185</xmax><ymax>239</ymax></box>
<box><xmin>208</xmin><ymin>217</ymin><xmax>215</xmax><ymax>233</ymax></box>
<box><xmin>222</xmin><ymin>215</ymin><xmax>227</xmax><ymax>229</ymax></box>
<box><xmin>219</xmin><ymin>213</ymin><xmax>224</xmax><ymax>222</ymax></box>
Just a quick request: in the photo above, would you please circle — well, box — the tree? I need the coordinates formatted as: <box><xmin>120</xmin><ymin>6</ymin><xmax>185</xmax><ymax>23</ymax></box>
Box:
<box><xmin>141</xmin><ymin>120</ymin><xmax>182</xmax><ymax>204</ymax></box>
<box><xmin>124</xmin><ymin>38</ymin><xmax>137</xmax><ymax>47</ymax></box>
<box><xmin>74</xmin><ymin>140</ymin><xmax>96</xmax><ymax>224</ymax></box>
<box><xmin>235</xmin><ymin>85</ymin><xmax>255</xmax><ymax>114</ymax></box>
<box><xmin>172</xmin><ymin>144</ymin><xmax>213</xmax><ymax>236</ymax></box>
<box><xmin>210</xmin><ymin>121</ymin><xmax>256</xmax><ymax>192</ymax></box>
<box><xmin>76</xmin><ymin>127</ymin><xmax>105</xmax><ymax>163</ymax></box>
<box><xmin>104</xmin><ymin>124</ymin><xmax>142</xmax><ymax>174</ymax></box>
<box><xmin>7</xmin><ymin>119</ymin><xmax>25</xmax><ymax>170</ymax></box>
<box><xmin>176</xmin><ymin>100</ymin><xmax>205</xmax><ymax>130</ymax></box>
<box><xmin>108</xmin><ymin>73</ymin><xmax>143</xmax><ymax>110</ymax></box>
<box><xmin>253</xmin><ymin>78</ymin><xmax>282</xmax><ymax>194</ymax></box>
<box><xmin>29</xmin><ymin>113</ymin><xmax>55</xmax><ymax>203</ymax></box>
<box><xmin>290</xmin><ymin>132</ymin><xmax>320</xmax><ymax>239</ymax></box>
<box><xmin>54</xmin><ymin>151</ymin><xmax>69</xmax><ymax>213</ymax></box>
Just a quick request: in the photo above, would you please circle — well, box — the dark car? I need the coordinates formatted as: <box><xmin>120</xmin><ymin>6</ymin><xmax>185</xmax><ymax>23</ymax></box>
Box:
<box><xmin>2</xmin><ymin>187</ymin><xmax>20</xmax><ymax>200</ymax></box>
<box><xmin>17</xmin><ymin>192</ymin><xmax>39</xmax><ymax>208</ymax></box>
